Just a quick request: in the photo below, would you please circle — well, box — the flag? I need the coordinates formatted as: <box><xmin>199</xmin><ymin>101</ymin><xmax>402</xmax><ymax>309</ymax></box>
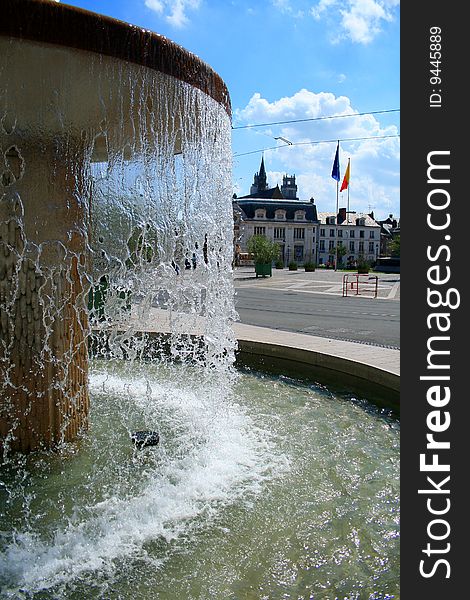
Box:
<box><xmin>331</xmin><ymin>142</ymin><xmax>340</xmax><ymax>182</ymax></box>
<box><xmin>340</xmin><ymin>159</ymin><xmax>350</xmax><ymax>192</ymax></box>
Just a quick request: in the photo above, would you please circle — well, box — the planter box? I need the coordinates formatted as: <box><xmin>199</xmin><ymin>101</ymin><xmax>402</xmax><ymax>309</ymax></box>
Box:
<box><xmin>255</xmin><ymin>263</ymin><xmax>272</xmax><ymax>277</ymax></box>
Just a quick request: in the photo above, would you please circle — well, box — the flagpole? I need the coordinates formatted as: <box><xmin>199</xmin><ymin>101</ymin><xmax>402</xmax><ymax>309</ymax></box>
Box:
<box><xmin>335</xmin><ymin>177</ymin><xmax>339</xmax><ymax>271</ymax></box>
<box><xmin>331</xmin><ymin>140</ymin><xmax>340</xmax><ymax>272</ymax></box>
<box><xmin>347</xmin><ymin>158</ymin><xmax>350</xmax><ymax>223</ymax></box>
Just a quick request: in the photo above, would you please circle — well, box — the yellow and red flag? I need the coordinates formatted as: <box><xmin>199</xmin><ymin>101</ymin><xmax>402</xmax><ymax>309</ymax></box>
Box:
<box><xmin>340</xmin><ymin>159</ymin><xmax>350</xmax><ymax>192</ymax></box>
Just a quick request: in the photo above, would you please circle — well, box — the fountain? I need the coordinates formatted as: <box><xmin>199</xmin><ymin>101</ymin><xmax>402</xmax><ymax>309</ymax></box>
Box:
<box><xmin>0</xmin><ymin>0</ymin><xmax>233</xmax><ymax>453</ymax></box>
<box><xmin>0</xmin><ymin>1</ymin><xmax>399</xmax><ymax>597</ymax></box>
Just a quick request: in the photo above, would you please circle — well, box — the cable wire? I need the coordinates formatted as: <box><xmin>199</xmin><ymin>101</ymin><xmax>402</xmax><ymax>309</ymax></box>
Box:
<box><xmin>233</xmin><ymin>134</ymin><xmax>400</xmax><ymax>158</ymax></box>
<box><xmin>232</xmin><ymin>108</ymin><xmax>400</xmax><ymax>130</ymax></box>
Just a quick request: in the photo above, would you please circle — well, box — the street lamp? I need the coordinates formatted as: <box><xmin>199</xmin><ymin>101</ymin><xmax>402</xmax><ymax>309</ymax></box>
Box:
<box><xmin>274</xmin><ymin>136</ymin><xmax>293</xmax><ymax>145</ymax></box>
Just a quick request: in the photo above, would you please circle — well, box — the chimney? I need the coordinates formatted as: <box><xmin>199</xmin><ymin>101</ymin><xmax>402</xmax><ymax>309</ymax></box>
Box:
<box><xmin>338</xmin><ymin>207</ymin><xmax>347</xmax><ymax>223</ymax></box>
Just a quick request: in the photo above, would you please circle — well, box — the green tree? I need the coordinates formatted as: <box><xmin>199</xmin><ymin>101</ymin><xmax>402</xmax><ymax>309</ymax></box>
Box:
<box><xmin>247</xmin><ymin>235</ymin><xmax>280</xmax><ymax>265</ymax></box>
<box><xmin>334</xmin><ymin>242</ymin><xmax>347</xmax><ymax>265</ymax></box>
<box><xmin>389</xmin><ymin>235</ymin><xmax>400</xmax><ymax>257</ymax></box>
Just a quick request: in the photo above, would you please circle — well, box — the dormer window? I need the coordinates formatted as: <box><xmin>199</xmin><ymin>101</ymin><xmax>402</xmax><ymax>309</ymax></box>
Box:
<box><xmin>255</xmin><ymin>208</ymin><xmax>266</xmax><ymax>219</ymax></box>
<box><xmin>275</xmin><ymin>209</ymin><xmax>286</xmax><ymax>220</ymax></box>
<box><xmin>326</xmin><ymin>216</ymin><xmax>336</xmax><ymax>225</ymax></box>
<box><xmin>294</xmin><ymin>210</ymin><xmax>306</xmax><ymax>221</ymax></box>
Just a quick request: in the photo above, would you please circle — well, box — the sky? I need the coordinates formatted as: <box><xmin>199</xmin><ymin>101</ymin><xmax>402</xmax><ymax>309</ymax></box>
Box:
<box><xmin>56</xmin><ymin>0</ymin><xmax>400</xmax><ymax>221</ymax></box>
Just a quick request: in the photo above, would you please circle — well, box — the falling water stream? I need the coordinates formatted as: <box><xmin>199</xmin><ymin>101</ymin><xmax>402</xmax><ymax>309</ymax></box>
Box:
<box><xmin>1</xmin><ymin>11</ymin><xmax>399</xmax><ymax>599</ymax></box>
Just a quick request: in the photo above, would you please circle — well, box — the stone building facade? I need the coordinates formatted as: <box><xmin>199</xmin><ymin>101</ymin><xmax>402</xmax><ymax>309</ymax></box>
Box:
<box><xmin>317</xmin><ymin>208</ymin><xmax>381</xmax><ymax>267</ymax></box>
<box><xmin>233</xmin><ymin>158</ymin><xmax>382</xmax><ymax>268</ymax></box>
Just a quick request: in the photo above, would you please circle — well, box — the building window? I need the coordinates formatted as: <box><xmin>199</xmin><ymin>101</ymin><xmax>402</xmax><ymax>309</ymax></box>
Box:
<box><xmin>329</xmin><ymin>229</ymin><xmax>335</xmax><ymax>237</ymax></box>
<box><xmin>275</xmin><ymin>209</ymin><xmax>286</xmax><ymax>220</ymax></box>
<box><xmin>274</xmin><ymin>227</ymin><xmax>285</xmax><ymax>240</ymax></box>
<box><xmin>295</xmin><ymin>210</ymin><xmax>305</xmax><ymax>221</ymax></box>
<box><xmin>369</xmin><ymin>242</ymin><xmax>375</xmax><ymax>252</ymax></box>
<box><xmin>369</xmin><ymin>230</ymin><xmax>375</xmax><ymax>238</ymax></box>
<box><xmin>328</xmin><ymin>240</ymin><xmax>335</xmax><ymax>250</ymax></box>
<box><xmin>255</xmin><ymin>209</ymin><xmax>266</xmax><ymax>219</ymax></box>
<box><xmin>360</xmin><ymin>230</ymin><xmax>365</xmax><ymax>238</ymax></box>
<box><xmin>254</xmin><ymin>226</ymin><xmax>266</xmax><ymax>236</ymax></box>
<box><xmin>294</xmin><ymin>245</ymin><xmax>304</xmax><ymax>261</ymax></box>
<box><xmin>359</xmin><ymin>241</ymin><xmax>364</xmax><ymax>252</ymax></box>
<box><xmin>337</xmin><ymin>229</ymin><xmax>343</xmax><ymax>237</ymax></box>
<box><xmin>319</xmin><ymin>240</ymin><xmax>325</xmax><ymax>251</ymax></box>
<box><xmin>320</xmin><ymin>228</ymin><xmax>325</xmax><ymax>237</ymax></box>
<box><xmin>349</xmin><ymin>241</ymin><xmax>355</xmax><ymax>252</ymax></box>
<box><xmin>294</xmin><ymin>228</ymin><xmax>305</xmax><ymax>240</ymax></box>
<box><xmin>349</xmin><ymin>230</ymin><xmax>355</xmax><ymax>238</ymax></box>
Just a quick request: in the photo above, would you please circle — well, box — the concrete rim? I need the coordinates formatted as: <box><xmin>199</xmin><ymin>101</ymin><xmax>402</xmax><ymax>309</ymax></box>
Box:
<box><xmin>1</xmin><ymin>0</ymin><xmax>231</xmax><ymax>117</ymax></box>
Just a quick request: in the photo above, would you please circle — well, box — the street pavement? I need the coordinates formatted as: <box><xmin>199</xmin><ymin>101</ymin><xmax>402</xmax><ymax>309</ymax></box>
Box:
<box><xmin>234</xmin><ymin>266</ymin><xmax>400</xmax><ymax>349</ymax></box>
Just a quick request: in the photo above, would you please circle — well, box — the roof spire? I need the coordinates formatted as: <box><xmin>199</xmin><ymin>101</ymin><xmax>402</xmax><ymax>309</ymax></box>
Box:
<box><xmin>257</xmin><ymin>155</ymin><xmax>267</xmax><ymax>191</ymax></box>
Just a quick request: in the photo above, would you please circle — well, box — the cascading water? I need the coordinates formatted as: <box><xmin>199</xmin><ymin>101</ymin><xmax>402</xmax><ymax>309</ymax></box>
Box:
<box><xmin>1</xmin><ymin>2</ymin><xmax>399</xmax><ymax>598</ymax></box>
<box><xmin>0</xmin><ymin>15</ymin><xmax>235</xmax><ymax>452</ymax></box>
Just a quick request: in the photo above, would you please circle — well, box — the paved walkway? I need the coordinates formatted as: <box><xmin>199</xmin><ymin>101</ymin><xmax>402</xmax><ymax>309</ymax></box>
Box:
<box><xmin>234</xmin><ymin>266</ymin><xmax>401</xmax><ymax>301</ymax></box>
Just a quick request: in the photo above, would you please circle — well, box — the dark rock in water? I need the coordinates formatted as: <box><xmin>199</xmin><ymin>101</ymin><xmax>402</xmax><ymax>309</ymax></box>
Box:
<box><xmin>131</xmin><ymin>430</ymin><xmax>160</xmax><ymax>449</ymax></box>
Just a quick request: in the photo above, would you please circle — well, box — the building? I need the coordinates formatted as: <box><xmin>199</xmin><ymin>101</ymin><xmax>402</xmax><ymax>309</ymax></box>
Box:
<box><xmin>317</xmin><ymin>208</ymin><xmax>381</xmax><ymax>267</ymax></box>
<box><xmin>234</xmin><ymin>158</ymin><xmax>381</xmax><ymax>268</ymax></box>
<box><xmin>375</xmin><ymin>213</ymin><xmax>400</xmax><ymax>256</ymax></box>
<box><xmin>234</xmin><ymin>158</ymin><xmax>319</xmax><ymax>265</ymax></box>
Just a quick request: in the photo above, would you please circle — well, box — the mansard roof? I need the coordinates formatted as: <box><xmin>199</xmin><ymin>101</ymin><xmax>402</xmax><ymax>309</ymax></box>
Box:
<box><xmin>318</xmin><ymin>212</ymin><xmax>380</xmax><ymax>227</ymax></box>
<box><xmin>234</xmin><ymin>198</ymin><xmax>319</xmax><ymax>222</ymax></box>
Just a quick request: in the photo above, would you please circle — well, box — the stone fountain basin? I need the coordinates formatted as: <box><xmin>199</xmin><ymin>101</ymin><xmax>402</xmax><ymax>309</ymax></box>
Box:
<box><xmin>92</xmin><ymin>304</ymin><xmax>400</xmax><ymax>413</ymax></box>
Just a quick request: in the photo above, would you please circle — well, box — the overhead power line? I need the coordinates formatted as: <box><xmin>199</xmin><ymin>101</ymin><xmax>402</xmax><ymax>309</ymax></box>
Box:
<box><xmin>232</xmin><ymin>108</ymin><xmax>400</xmax><ymax>130</ymax></box>
<box><xmin>233</xmin><ymin>134</ymin><xmax>400</xmax><ymax>158</ymax></box>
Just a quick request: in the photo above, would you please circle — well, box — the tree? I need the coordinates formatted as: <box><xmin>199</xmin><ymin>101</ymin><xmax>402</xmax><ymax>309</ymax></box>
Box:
<box><xmin>247</xmin><ymin>235</ymin><xmax>280</xmax><ymax>265</ymax></box>
<box><xmin>334</xmin><ymin>242</ymin><xmax>347</xmax><ymax>265</ymax></box>
<box><xmin>389</xmin><ymin>235</ymin><xmax>400</xmax><ymax>257</ymax></box>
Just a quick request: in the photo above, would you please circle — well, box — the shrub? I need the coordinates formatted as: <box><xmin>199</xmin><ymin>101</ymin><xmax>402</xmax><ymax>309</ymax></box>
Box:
<box><xmin>357</xmin><ymin>255</ymin><xmax>371</xmax><ymax>273</ymax></box>
<box><xmin>288</xmin><ymin>261</ymin><xmax>298</xmax><ymax>271</ymax></box>
<box><xmin>275</xmin><ymin>259</ymin><xmax>284</xmax><ymax>269</ymax></box>
<box><xmin>303</xmin><ymin>261</ymin><xmax>316</xmax><ymax>272</ymax></box>
<box><xmin>247</xmin><ymin>235</ymin><xmax>280</xmax><ymax>265</ymax></box>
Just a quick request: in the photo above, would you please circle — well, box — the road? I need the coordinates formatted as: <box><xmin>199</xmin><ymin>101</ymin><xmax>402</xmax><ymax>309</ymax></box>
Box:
<box><xmin>234</xmin><ymin>270</ymin><xmax>400</xmax><ymax>349</ymax></box>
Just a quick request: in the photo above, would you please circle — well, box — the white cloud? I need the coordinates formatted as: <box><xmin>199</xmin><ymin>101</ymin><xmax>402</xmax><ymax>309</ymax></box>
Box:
<box><xmin>145</xmin><ymin>0</ymin><xmax>165</xmax><ymax>13</ymax></box>
<box><xmin>234</xmin><ymin>89</ymin><xmax>400</xmax><ymax>219</ymax></box>
<box><xmin>270</xmin><ymin>0</ymin><xmax>305</xmax><ymax>18</ymax></box>
<box><xmin>145</xmin><ymin>0</ymin><xmax>201</xmax><ymax>28</ymax></box>
<box><xmin>310</xmin><ymin>0</ymin><xmax>399</xmax><ymax>44</ymax></box>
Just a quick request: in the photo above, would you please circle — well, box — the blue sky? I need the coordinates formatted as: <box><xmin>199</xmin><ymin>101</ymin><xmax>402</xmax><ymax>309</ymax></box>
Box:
<box><xmin>59</xmin><ymin>0</ymin><xmax>400</xmax><ymax>220</ymax></box>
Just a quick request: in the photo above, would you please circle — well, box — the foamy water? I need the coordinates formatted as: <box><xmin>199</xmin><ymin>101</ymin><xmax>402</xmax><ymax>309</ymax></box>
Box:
<box><xmin>0</xmin><ymin>365</ymin><xmax>287</xmax><ymax>597</ymax></box>
<box><xmin>0</xmin><ymin>366</ymin><xmax>399</xmax><ymax>599</ymax></box>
